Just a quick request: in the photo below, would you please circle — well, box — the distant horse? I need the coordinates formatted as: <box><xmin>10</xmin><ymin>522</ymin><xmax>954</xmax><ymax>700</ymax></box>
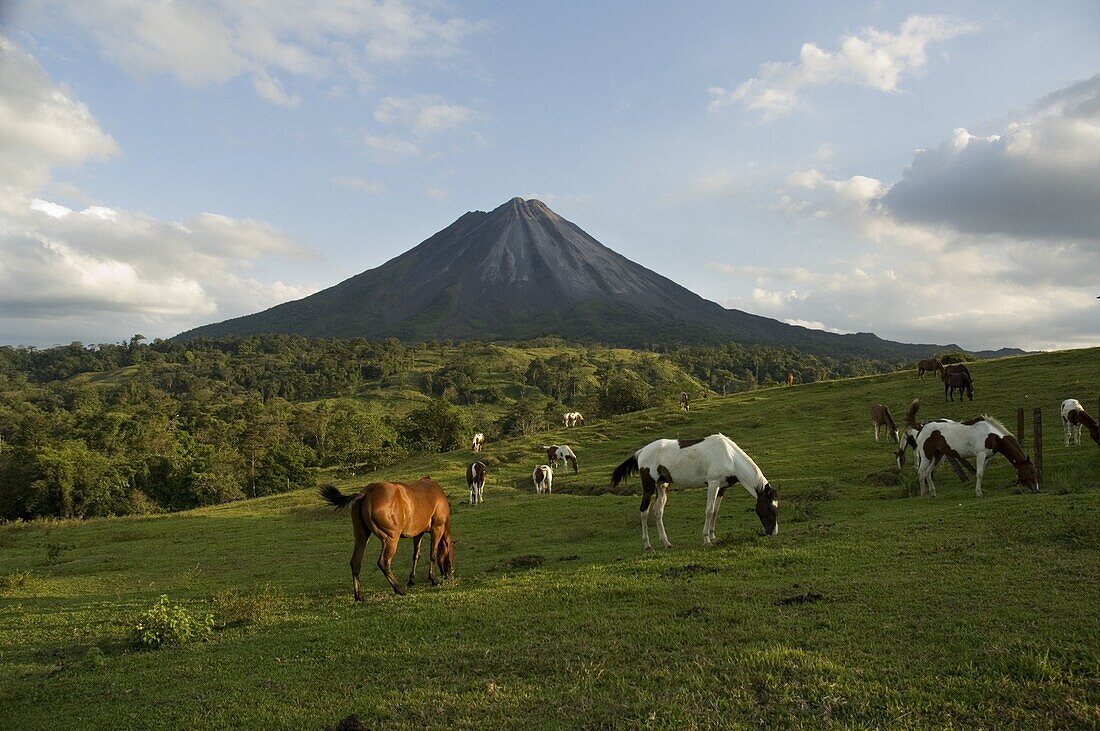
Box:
<box><xmin>472</xmin><ymin>432</ymin><xmax>485</xmax><ymax>453</ymax></box>
<box><xmin>871</xmin><ymin>403</ymin><xmax>899</xmax><ymax>443</ymax></box>
<box><xmin>611</xmin><ymin>433</ymin><xmax>778</xmax><ymax>550</ymax></box>
<box><xmin>680</xmin><ymin>392</ymin><xmax>689</xmax><ymax>411</ymax></box>
<box><xmin>1061</xmin><ymin>398</ymin><xmax>1100</xmax><ymax>447</ymax></box>
<box><xmin>467</xmin><ymin>461</ymin><xmax>486</xmax><ymax>504</ymax></box>
<box><xmin>532</xmin><ymin>464</ymin><xmax>554</xmax><ymax>494</ymax></box>
<box><xmin>917</xmin><ymin>358</ymin><xmax>944</xmax><ymax>380</ymax></box>
<box><xmin>911</xmin><ymin>409</ymin><xmax>1037</xmax><ymax>497</ymax></box>
<box><xmin>319</xmin><ymin>478</ymin><xmax>454</xmax><ymax>599</ymax></box>
<box><xmin>541</xmin><ymin>444</ymin><xmax>579</xmax><ymax>474</ymax></box>
<box><xmin>944</xmin><ymin>371</ymin><xmax>973</xmax><ymax>401</ymax></box>
<box><xmin>943</xmin><ymin>363</ymin><xmax>972</xmax><ymax>379</ymax></box>
<box><xmin>564</xmin><ymin>411</ymin><xmax>585</xmax><ymax>427</ymax></box>
<box><xmin>785</xmin><ymin>372</ymin><xmax>795</xmax><ymax>387</ymax></box>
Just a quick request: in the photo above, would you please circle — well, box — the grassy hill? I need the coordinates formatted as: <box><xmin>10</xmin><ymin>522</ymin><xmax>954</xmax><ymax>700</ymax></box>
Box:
<box><xmin>1</xmin><ymin>348</ymin><xmax>1097</xmax><ymax>729</ymax></box>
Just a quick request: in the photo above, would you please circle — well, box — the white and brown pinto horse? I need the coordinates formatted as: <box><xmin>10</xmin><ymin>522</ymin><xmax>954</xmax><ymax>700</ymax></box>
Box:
<box><xmin>541</xmin><ymin>445</ymin><xmax>578</xmax><ymax>474</ymax></box>
<box><xmin>471</xmin><ymin>432</ymin><xmax>485</xmax><ymax>453</ymax></box>
<box><xmin>1061</xmin><ymin>398</ymin><xmax>1100</xmax><ymax>447</ymax></box>
<box><xmin>532</xmin><ymin>464</ymin><xmax>553</xmax><ymax>494</ymax></box>
<box><xmin>466</xmin><ymin>461</ymin><xmax>486</xmax><ymax>504</ymax></box>
<box><xmin>871</xmin><ymin>403</ymin><xmax>899</xmax><ymax>443</ymax></box>
<box><xmin>679</xmin><ymin>392</ymin><xmax>689</xmax><ymax>411</ymax></box>
<box><xmin>914</xmin><ymin>413</ymin><xmax>1038</xmax><ymax>497</ymax></box>
<box><xmin>611</xmin><ymin>434</ymin><xmax>778</xmax><ymax>550</ymax></box>
<box><xmin>563</xmin><ymin>411</ymin><xmax>585</xmax><ymax>427</ymax></box>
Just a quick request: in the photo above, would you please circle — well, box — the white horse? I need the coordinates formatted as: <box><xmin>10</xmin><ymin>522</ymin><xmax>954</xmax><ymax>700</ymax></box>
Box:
<box><xmin>471</xmin><ymin>432</ymin><xmax>485</xmax><ymax>453</ymax></box>
<box><xmin>541</xmin><ymin>445</ymin><xmax>578</xmax><ymax>474</ymax></box>
<box><xmin>563</xmin><ymin>411</ymin><xmax>585</xmax><ymax>427</ymax></box>
<box><xmin>532</xmin><ymin>464</ymin><xmax>553</xmax><ymax>494</ymax></box>
<box><xmin>611</xmin><ymin>433</ymin><xmax>778</xmax><ymax>550</ymax></box>
<box><xmin>466</xmin><ymin>461</ymin><xmax>486</xmax><ymax>505</ymax></box>
<box><xmin>1061</xmin><ymin>398</ymin><xmax>1099</xmax><ymax>447</ymax></box>
<box><xmin>913</xmin><ymin>413</ymin><xmax>1037</xmax><ymax>497</ymax></box>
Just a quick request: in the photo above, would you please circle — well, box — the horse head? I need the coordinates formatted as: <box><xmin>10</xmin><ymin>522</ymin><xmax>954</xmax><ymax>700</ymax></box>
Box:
<box><xmin>755</xmin><ymin>483</ymin><xmax>780</xmax><ymax>536</ymax></box>
<box><xmin>438</xmin><ymin>533</ymin><xmax>454</xmax><ymax>579</ymax></box>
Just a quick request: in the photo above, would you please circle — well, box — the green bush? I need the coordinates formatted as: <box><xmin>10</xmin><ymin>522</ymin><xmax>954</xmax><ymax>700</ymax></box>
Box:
<box><xmin>132</xmin><ymin>595</ymin><xmax>213</xmax><ymax>649</ymax></box>
<box><xmin>939</xmin><ymin>351</ymin><xmax>977</xmax><ymax>364</ymax></box>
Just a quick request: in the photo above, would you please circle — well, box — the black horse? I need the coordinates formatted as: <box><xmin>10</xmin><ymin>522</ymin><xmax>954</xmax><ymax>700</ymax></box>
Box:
<box><xmin>944</xmin><ymin>371</ymin><xmax>973</xmax><ymax>401</ymax></box>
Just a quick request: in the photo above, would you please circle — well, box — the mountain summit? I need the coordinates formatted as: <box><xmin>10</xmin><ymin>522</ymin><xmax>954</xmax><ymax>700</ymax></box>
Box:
<box><xmin>177</xmin><ymin>198</ymin><xmax>1003</xmax><ymax>359</ymax></box>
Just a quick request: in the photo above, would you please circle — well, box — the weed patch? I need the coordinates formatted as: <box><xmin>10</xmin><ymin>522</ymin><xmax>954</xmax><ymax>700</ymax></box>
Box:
<box><xmin>131</xmin><ymin>595</ymin><xmax>214</xmax><ymax>649</ymax></box>
<box><xmin>0</xmin><ymin>570</ymin><xmax>33</xmax><ymax>592</ymax></box>
<box><xmin>210</xmin><ymin>585</ymin><xmax>285</xmax><ymax>627</ymax></box>
<box><xmin>662</xmin><ymin>563</ymin><xmax>718</xmax><ymax>580</ymax></box>
<box><xmin>488</xmin><ymin>554</ymin><xmax>544</xmax><ymax>572</ymax></box>
<box><xmin>776</xmin><ymin>591</ymin><xmax>824</xmax><ymax>606</ymax></box>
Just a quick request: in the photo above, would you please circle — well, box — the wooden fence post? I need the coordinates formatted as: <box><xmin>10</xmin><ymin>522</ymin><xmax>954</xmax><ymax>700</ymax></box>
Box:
<box><xmin>1017</xmin><ymin>407</ymin><xmax>1025</xmax><ymax>448</ymax></box>
<box><xmin>1032</xmin><ymin>407</ymin><xmax>1043</xmax><ymax>491</ymax></box>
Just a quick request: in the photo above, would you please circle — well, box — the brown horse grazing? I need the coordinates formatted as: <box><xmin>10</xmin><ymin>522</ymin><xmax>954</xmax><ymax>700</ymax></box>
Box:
<box><xmin>680</xmin><ymin>391</ymin><xmax>690</xmax><ymax>411</ymax></box>
<box><xmin>785</xmin><ymin>372</ymin><xmax>795</xmax><ymax>386</ymax></box>
<box><xmin>319</xmin><ymin>479</ymin><xmax>453</xmax><ymax>599</ymax></box>
<box><xmin>917</xmin><ymin>358</ymin><xmax>944</xmax><ymax>380</ymax></box>
<box><xmin>871</xmin><ymin>403</ymin><xmax>899</xmax><ymax>443</ymax></box>
<box><xmin>945</xmin><ymin>371</ymin><xmax>974</xmax><ymax>401</ymax></box>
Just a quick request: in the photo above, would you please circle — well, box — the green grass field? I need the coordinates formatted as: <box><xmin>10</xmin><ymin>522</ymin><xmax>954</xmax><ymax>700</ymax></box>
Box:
<box><xmin>2</xmin><ymin>348</ymin><xmax>1098</xmax><ymax>729</ymax></box>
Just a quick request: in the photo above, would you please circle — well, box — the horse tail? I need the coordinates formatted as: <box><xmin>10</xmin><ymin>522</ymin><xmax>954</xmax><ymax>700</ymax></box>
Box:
<box><xmin>904</xmin><ymin>399</ymin><xmax>921</xmax><ymax>430</ymax></box>
<box><xmin>611</xmin><ymin>453</ymin><xmax>640</xmax><ymax>487</ymax></box>
<box><xmin>318</xmin><ymin>483</ymin><xmax>355</xmax><ymax>511</ymax></box>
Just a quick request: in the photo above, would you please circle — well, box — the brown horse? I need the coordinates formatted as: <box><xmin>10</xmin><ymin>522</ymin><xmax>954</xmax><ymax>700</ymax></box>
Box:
<box><xmin>871</xmin><ymin>403</ymin><xmax>899</xmax><ymax>443</ymax></box>
<box><xmin>680</xmin><ymin>391</ymin><xmax>690</xmax><ymax>411</ymax></box>
<box><xmin>319</xmin><ymin>479</ymin><xmax>454</xmax><ymax>599</ymax></box>
<box><xmin>917</xmin><ymin>358</ymin><xmax>944</xmax><ymax>380</ymax></box>
<box><xmin>944</xmin><ymin>371</ymin><xmax>974</xmax><ymax>401</ymax></box>
<box><xmin>785</xmin><ymin>372</ymin><xmax>795</xmax><ymax>386</ymax></box>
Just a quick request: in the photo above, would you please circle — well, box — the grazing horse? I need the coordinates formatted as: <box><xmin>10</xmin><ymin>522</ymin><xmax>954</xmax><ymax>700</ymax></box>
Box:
<box><xmin>541</xmin><ymin>444</ymin><xmax>579</xmax><ymax>474</ymax></box>
<box><xmin>871</xmin><ymin>403</ymin><xmax>899</xmax><ymax>443</ymax></box>
<box><xmin>1061</xmin><ymin>398</ymin><xmax>1100</xmax><ymax>447</ymax></box>
<box><xmin>785</xmin><ymin>372</ymin><xmax>795</xmax><ymax>387</ymax></box>
<box><xmin>466</xmin><ymin>461</ymin><xmax>486</xmax><ymax>504</ymax></box>
<box><xmin>943</xmin><ymin>363</ymin><xmax>972</xmax><ymax>379</ymax></box>
<box><xmin>944</xmin><ymin>371</ymin><xmax>974</xmax><ymax>401</ymax></box>
<box><xmin>563</xmin><ymin>411</ymin><xmax>585</xmax><ymax>427</ymax></box>
<box><xmin>319</xmin><ymin>479</ymin><xmax>454</xmax><ymax>599</ymax></box>
<box><xmin>532</xmin><ymin>464</ymin><xmax>553</xmax><ymax>494</ymax></box>
<box><xmin>680</xmin><ymin>391</ymin><xmax>689</xmax><ymax>411</ymax></box>
<box><xmin>917</xmin><ymin>358</ymin><xmax>944</xmax><ymax>380</ymax></box>
<box><xmin>910</xmin><ymin>407</ymin><xmax>1037</xmax><ymax>497</ymax></box>
<box><xmin>471</xmin><ymin>432</ymin><xmax>485</xmax><ymax>453</ymax></box>
<box><xmin>611</xmin><ymin>433</ymin><xmax>778</xmax><ymax>550</ymax></box>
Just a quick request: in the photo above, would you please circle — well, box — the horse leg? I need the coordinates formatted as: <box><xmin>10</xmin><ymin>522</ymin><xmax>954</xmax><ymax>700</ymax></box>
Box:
<box><xmin>376</xmin><ymin>534</ymin><xmax>405</xmax><ymax>595</ymax></box>
<box><xmin>428</xmin><ymin>525</ymin><xmax>446</xmax><ymax>586</ymax></box>
<box><xmin>350</xmin><ymin>506</ymin><xmax>369</xmax><ymax>602</ymax></box>
<box><xmin>408</xmin><ymin>532</ymin><xmax>425</xmax><ymax>587</ymax></box>
<box><xmin>653</xmin><ymin>485</ymin><xmax>672</xmax><ymax>549</ymax></box>
<box><xmin>974</xmin><ymin>452</ymin><xmax>986</xmax><ymax>497</ymax></box>
<box><xmin>702</xmin><ymin>480</ymin><xmax>720</xmax><ymax>546</ymax></box>
<box><xmin>709</xmin><ymin>488</ymin><xmax>725</xmax><ymax>544</ymax></box>
<box><xmin>639</xmin><ymin>472</ymin><xmax>656</xmax><ymax>551</ymax></box>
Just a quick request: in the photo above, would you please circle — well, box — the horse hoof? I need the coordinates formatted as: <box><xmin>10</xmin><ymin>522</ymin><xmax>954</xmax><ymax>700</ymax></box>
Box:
<box><xmin>407</xmin><ymin>579</ymin><xmax>416</xmax><ymax>588</ymax></box>
<box><xmin>393</xmin><ymin>586</ymin><xmax>406</xmax><ymax>596</ymax></box>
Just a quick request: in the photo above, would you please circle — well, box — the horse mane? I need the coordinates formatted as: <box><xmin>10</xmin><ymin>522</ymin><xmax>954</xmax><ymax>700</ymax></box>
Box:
<box><xmin>981</xmin><ymin>415</ymin><xmax>1009</xmax><ymax>435</ymax></box>
<box><xmin>904</xmin><ymin>399</ymin><xmax>921</xmax><ymax>429</ymax></box>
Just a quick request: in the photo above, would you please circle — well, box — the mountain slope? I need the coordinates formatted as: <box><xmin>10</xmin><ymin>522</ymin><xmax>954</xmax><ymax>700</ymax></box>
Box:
<box><xmin>177</xmin><ymin>198</ymin><xmax>1015</xmax><ymax>359</ymax></box>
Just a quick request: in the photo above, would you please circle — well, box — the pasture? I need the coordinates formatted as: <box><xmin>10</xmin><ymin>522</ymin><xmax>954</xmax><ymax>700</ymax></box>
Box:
<box><xmin>1</xmin><ymin>348</ymin><xmax>1098</xmax><ymax>729</ymax></box>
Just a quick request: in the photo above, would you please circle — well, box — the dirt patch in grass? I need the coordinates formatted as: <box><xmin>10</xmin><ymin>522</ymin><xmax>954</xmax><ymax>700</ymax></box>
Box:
<box><xmin>662</xmin><ymin>564</ymin><xmax>718</xmax><ymax>580</ymax></box>
<box><xmin>776</xmin><ymin>591</ymin><xmax>824</xmax><ymax>606</ymax></box>
<box><xmin>675</xmin><ymin>604</ymin><xmax>708</xmax><ymax>619</ymax></box>
<box><xmin>558</xmin><ymin>554</ymin><xmax>579</xmax><ymax>562</ymax></box>
<box><xmin>325</xmin><ymin>714</ymin><xmax>369</xmax><ymax>731</ymax></box>
<box><xmin>867</xmin><ymin>469</ymin><xmax>901</xmax><ymax>486</ymax></box>
<box><xmin>488</xmin><ymin>554</ymin><xmax>544</xmax><ymax>572</ymax></box>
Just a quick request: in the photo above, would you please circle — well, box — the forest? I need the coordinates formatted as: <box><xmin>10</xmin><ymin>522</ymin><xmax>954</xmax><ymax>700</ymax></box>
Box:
<box><xmin>0</xmin><ymin>334</ymin><xmax>914</xmax><ymax>520</ymax></box>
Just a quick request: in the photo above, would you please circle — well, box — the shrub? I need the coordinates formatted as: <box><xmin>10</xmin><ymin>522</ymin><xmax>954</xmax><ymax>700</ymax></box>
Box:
<box><xmin>132</xmin><ymin>595</ymin><xmax>214</xmax><ymax>649</ymax></box>
<box><xmin>0</xmin><ymin>570</ymin><xmax>33</xmax><ymax>591</ymax></box>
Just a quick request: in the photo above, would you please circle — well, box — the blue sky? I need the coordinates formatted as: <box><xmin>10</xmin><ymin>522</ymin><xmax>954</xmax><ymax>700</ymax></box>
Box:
<box><xmin>2</xmin><ymin>1</ymin><xmax>1099</xmax><ymax>350</ymax></box>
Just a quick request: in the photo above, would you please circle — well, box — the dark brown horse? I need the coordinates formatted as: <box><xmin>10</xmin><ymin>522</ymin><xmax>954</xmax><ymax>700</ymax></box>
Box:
<box><xmin>944</xmin><ymin>371</ymin><xmax>974</xmax><ymax>401</ymax></box>
<box><xmin>917</xmin><ymin>358</ymin><xmax>944</xmax><ymax>380</ymax></box>
<box><xmin>320</xmin><ymin>478</ymin><xmax>453</xmax><ymax>599</ymax></box>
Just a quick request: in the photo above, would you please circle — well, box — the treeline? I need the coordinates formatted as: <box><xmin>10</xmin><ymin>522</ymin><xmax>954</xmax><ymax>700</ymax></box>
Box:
<box><xmin>0</xmin><ymin>335</ymin><xmax>906</xmax><ymax>520</ymax></box>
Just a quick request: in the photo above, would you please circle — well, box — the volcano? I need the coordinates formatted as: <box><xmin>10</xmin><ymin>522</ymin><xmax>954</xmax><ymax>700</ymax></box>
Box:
<box><xmin>177</xmin><ymin>198</ymin><xmax>1012</xmax><ymax>359</ymax></box>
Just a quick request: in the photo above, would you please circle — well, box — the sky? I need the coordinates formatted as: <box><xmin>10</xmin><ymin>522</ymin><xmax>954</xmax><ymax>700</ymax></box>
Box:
<box><xmin>1</xmin><ymin>1</ymin><xmax>1099</xmax><ymax>351</ymax></box>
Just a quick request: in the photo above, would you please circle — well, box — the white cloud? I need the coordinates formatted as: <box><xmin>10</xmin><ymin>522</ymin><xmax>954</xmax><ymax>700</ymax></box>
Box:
<box><xmin>0</xmin><ymin>37</ymin><xmax>317</xmax><ymax>345</ymax></box>
<box><xmin>23</xmin><ymin>0</ymin><xmax>489</xmax><ymax>106</ymax></box>
<box><xmin>0</xmin><ymin>36</ymin><xmax>118</xmax><ymax>198</ymax></box>
<box><xmin>882</xmin><ymin>75</ymin><xmax>1100</xmax><ymax>241</ymax></box>
<box><xmin>374</xmin><ymin>94</ymin><xmax>479</xmax><ymax>135</ymax></box>
<box><xmin>361</xmin><ymin>133</ymin><xmax>422</xmax><ymax>163</ymax></box>
<box><xmin>709</xmin><ymin>79</ymin><xmax>1100</xmax><ymax>350</ymax></box>
<box><xmin>331</xmin><ymin>176</ymin><xmax>385</xmax><ymax>194</ymax></box>
<box><xmin>709</xmin><ymin>15</ymin><xmax>977</xmax><ymax>120</ymax></box>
